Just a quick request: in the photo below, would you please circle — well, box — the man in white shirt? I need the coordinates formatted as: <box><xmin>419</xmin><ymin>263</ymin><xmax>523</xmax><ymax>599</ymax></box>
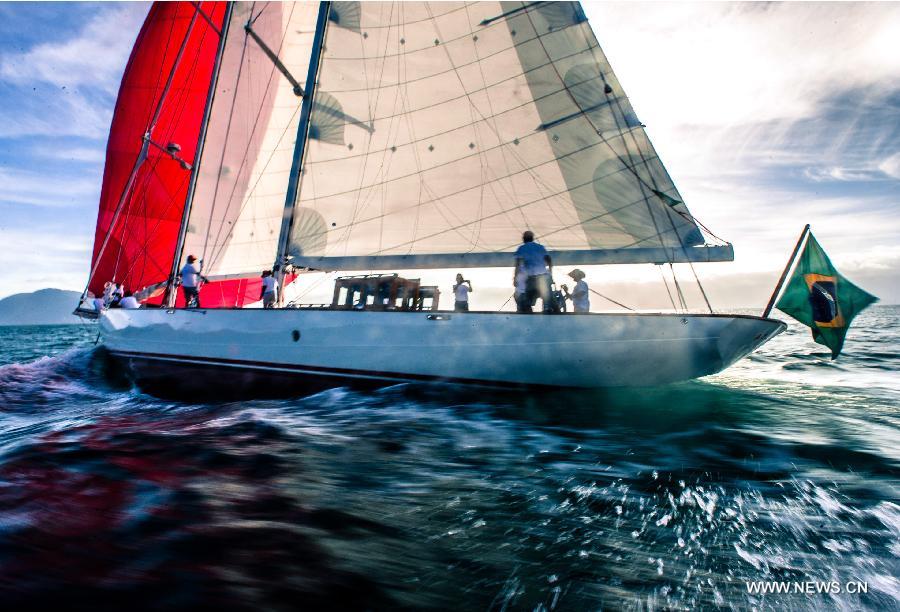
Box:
<box><xmin>260</xmin><ymin>270</ymin><xmax>279</xmax><ymax>308</ymax></box>
<box><xmin>513</xmin><ymin>231</ymin><xmax>552</xmax><ymax>313</ymax></box>
<box><xmin>452</xmin><ymin>273</ymin><xmax>472</xmax><ymax>312</ymax></box>
<box><xmin>118</xmin><ymin>291</ymin><xmax>140</xmax><ymax>309</ymax></box>
<box><xmin>180</xmin><ymin>255</ymin><xmax>206</xmax><ymax>308</ymax></box>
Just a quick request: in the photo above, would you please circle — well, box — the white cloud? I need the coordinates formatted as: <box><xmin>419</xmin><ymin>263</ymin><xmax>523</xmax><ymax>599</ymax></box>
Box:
<box><xmin>0</xmin><ymin>4</ymin><xmax>148</xmax><ymax>94</ymax></box>
<box><xmin>879</xmin><ymin>152</ymin><xmax>900</xmax><ymax>179</ymax></box>
<box><xmin>0</xmin><ymin>228</ymin><xmax>91</xmax><ymax>298</ymax></box>
<box><xmin>30</xmin><ymin>144</ymin><xmax>106</xmax><ymax>164</ymax></box>
<box><xmin>0</xmin><ymin>91</ymin><xmax>113</xmax><ymax>139</ymax></box>
<box><xmin>0</xmin><ymin>167</ymin><xmax>99</xmax><ymax>207</ymax></box>
<box><xmin>587</xmin><ymin>2</ymin><xmax>900</xmax><ymax>128</ymax></box>
<box><xmin>0</xmin><ymin>3</ymin><xmax>148</xmax><ymax>139</ymax></box>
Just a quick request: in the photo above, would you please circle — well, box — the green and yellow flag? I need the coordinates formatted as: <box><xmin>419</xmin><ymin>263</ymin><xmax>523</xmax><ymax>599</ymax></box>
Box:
<box><xmin>774</xmin><ymin>230</ymin><xmax>878</xmax><ymax>359</ymax></box>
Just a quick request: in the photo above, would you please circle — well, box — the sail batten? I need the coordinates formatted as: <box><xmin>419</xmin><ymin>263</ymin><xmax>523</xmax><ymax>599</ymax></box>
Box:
<box><xmin>284</xmin><ymin>1</ymin><xmax>719</xmax><ymax>267</ymax></box>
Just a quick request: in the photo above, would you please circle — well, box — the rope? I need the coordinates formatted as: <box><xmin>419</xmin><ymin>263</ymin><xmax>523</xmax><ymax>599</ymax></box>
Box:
<box><xmin>587</xmin><ymin>287</ymin><xmax>634</xmax><ymax>311</ymax></box>
<box><xmin>669</xmin><ymin>263</ymin><xmax>688</xmax><ymax>311</ymax></box>
<box><xmin>658</xmin><ymin>264</ymin><xmax>677</xmax><ymax>311</ymax></box>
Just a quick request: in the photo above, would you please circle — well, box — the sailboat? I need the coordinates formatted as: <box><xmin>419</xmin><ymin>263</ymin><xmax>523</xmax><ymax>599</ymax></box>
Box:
<box><xmin>77</xmin><ymin>1</ymin><xmax>785</xmax><ymax>392</ymax></box>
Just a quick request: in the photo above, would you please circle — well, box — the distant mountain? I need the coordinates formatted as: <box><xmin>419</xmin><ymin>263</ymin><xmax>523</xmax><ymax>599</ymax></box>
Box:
<box><xmin>0</xmin><ymin>289</ymin><xmax>82</xmax><ymax>326</ymax></box>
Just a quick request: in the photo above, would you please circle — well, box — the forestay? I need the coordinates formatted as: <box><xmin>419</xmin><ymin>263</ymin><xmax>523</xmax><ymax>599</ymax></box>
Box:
<box><xmin>182</xmin><ymin>1</ymin><xmax>319</xmax><ymax>279</ymax></box>
<box><xmin>285</xmin><ymin>1</ymin><xmax>729</xmax><ymax>270</ymax></box>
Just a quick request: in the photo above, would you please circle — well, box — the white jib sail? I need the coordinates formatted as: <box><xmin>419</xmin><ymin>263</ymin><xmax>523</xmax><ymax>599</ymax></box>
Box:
<box><xmin>182</xmin><ymin>1</ymin><xmax>320</xmax><ymax>279</ymax></box>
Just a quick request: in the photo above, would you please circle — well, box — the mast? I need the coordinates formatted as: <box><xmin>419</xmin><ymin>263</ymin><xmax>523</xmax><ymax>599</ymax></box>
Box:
<box><xmin>165</xmin><ymin>2</ymin><xmax>234</xmax><ymax>307</ymax></box>
<box><xmin>762</xmin><ymin>224</ymin><xmax>810</xmax><ymax>318</ymax></box>
<box><xmin>273</xmin><ymin>1</ymin><xmax>331</xmax><ymax>300</ymax></box>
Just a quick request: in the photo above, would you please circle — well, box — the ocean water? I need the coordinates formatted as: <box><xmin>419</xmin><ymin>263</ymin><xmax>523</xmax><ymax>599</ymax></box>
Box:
<box><xmin>0</xmin><ymin>308</ymin><xmax>897</xmax><ymax>610</ymax></box>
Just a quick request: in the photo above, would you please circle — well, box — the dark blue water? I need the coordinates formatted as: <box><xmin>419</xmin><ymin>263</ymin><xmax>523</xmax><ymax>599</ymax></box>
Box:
<box><xmin>0</xmin><ymin>308</ymin><xmax>897</xmax><ymax>610</ymax></box>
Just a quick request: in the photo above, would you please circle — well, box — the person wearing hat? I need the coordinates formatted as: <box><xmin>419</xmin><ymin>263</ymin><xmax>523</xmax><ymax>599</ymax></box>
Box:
<box><xmin>561</xmin><ymin>269</ymin><xmax>590</xmax><ymax>313</ymax></box>
<box><xmin>180</xmin><ymin>254</ymin><xmax>207</xmax><ymax>308</ymax></box>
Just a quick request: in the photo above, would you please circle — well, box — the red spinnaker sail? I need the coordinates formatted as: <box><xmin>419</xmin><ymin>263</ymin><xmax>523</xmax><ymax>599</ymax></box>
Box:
<box><xmin>89</xmin><ymin>1</ymin><xmax>225</xmax><ymax>303</ymax></box>
<box><xmin>89</xmin><ymin>2</ymin><xmax>293</xmax><ymax>309</ymax></box>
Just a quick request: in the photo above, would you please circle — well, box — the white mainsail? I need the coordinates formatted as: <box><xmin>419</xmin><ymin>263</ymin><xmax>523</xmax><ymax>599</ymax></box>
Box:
<box><xmin>182</xmin><ymin>1</ymin><xmax>319</xmax><ymax>279</ymax></box>
<box><xmin>284</xmin><ymin>1</ymin><xmax>729</xmax><ymax>270</ymax></box>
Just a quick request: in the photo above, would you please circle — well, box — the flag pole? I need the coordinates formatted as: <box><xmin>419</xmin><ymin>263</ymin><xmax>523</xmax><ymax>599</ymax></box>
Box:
<box><xmin>762</xmin><ymin>224</ymin><xmax>810</xmax><ymax>318</ymax></box>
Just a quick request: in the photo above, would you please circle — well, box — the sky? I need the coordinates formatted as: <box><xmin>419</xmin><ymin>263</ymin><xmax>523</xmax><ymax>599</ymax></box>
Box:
<box><xmin>0</xmin><ymin>1</ymin><xmax>897</xmax><ymax>309</ymax></box>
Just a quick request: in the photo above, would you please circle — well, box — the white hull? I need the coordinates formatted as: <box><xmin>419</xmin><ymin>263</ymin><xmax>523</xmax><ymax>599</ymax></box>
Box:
<box><xmin>99</xmin><ymin>308</ymin><xmax>785</xmax><ymax>391</ymax></box>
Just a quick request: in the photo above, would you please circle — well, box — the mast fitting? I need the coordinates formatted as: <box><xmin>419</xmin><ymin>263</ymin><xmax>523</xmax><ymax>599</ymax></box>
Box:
<box><xmin>245</xmin><ymin>22</ymin><xmax>306</xmax><ymax>97</ymax></box>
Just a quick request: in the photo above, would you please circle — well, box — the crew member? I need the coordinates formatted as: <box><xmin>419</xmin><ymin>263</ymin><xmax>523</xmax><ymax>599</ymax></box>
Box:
<box><xmin>260</xmin><ymin>270</ymin><xmax>279</xmax><ymax>309</ymax></box>
<box><xmin>513</xmin><ymin>231</ymin><xmax>552</xmax><ymax>313</ymax></box>
<box><xmin>561</xmin><ymin>269</ymin><xmax>590</xmax><ymax>313</ymax></box>
<box><xmin>452</xmin><ymin>273</ymin><xmax>472</xmax><ymax>312</ymax></box>
<box><xmin>181</xmin><ymin>255</ymin><xmax>206</xmax><ymax>308</ymax></box>
<box><xmin>118</xmin><ymin>291</ymin><xmax>140</xmax><ymax>309</ymax></box>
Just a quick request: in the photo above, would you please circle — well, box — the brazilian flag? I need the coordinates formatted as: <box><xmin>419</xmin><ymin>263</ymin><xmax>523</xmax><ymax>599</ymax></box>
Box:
<box><xmin>775</xmin><ymin>230</ymin><xmax>877</xmax><ymax>359</ymax></box>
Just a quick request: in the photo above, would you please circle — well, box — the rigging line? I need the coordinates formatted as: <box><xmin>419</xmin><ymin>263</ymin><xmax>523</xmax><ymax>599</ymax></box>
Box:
<box><xmin>118</xmin><ymin>166</ymin><xmax>193</xmax><ymax>286</ymax></box>
<box><xmin>587</xmin><ymin>287</ymin><xmax>634</xmax><ymax>312</ymax></box>
<box><xmin>480</xmin><ymin>1</ymin><xmax>547</xmax><ymax>26</ymax></box>
<box><xmin>301</xmin><ymin>68</ymin><xmax>606</xmax><ymax>167</ymax></box>
<box><xmin>248</xmin><ymin>2</ymin><xmax>266</xmax><ymax>27</ymax></box>
<box><xmin>522</xmin><ymin>209</ymin><xmax>687</xmax><ymax>254</ymax></box>
<box><xmin>200</xmin><ymin>3</ymin><xmax>304</xmax><ymax>265</ymax></box>
<box><xmin>87</xmin><ymin>7</ymin><xmax>200</xmax><ymax>289</ymax></box>
<box><xmin>669</xmin><ymin>263</ymin><xmax>687</xmax><ymax>311</ymax></box>
<box><xmin>189</xmin><ymin>2</ymin><xmax>222</xmax><ymax>36</ymax></box>
<box><xmin>116</xmin><ymin>100</ymin><xmax>197</xmax><ymax>283</ymax></box>
<box><xmin>275</xmin><ymin>1</ymin><xmax>333</xmax><ymax>277</ymax></box>
<box><xmin>291</xmin><ymin>271</ymin><xmax>337</xmax><ymax>303</ymax></box>
<box><xmin>499</xmin><ymin>293</ymin><xmax>514</xmax><ymax>311</ymax></box>
<box><xmin>658</xmin><ymin>264</ymin><xmax>678</xmax><ymax>311</ymax></box>
<box><xmin>147</xmin><ymin>9</ymin><xmax>201</xmax><ymax>135</ymax></box>
<box><xmin>350</xmin><ymin>16</ymin><xmax>407</xmax><ymax>254</ymax></box>
<box><xmin>662</xmin><ymin>201</ymin><xmax>713</xmax><ymax>312</ymax></box>
<box><xmin>205</xmin><ymin>1</ymin><xmax>301</xmax><ymax>262</ymax></box>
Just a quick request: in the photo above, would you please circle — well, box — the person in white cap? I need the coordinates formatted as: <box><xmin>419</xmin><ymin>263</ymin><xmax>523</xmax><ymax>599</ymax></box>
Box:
<box><xmin>180</xmin><ymin>254</ymin><xmax>207</xmax><ymax>308</ymax></box>
<box><xmin>561</xmin><ymin>269</ymin><xmax>590</xmax><ymax>313</ymax></box>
